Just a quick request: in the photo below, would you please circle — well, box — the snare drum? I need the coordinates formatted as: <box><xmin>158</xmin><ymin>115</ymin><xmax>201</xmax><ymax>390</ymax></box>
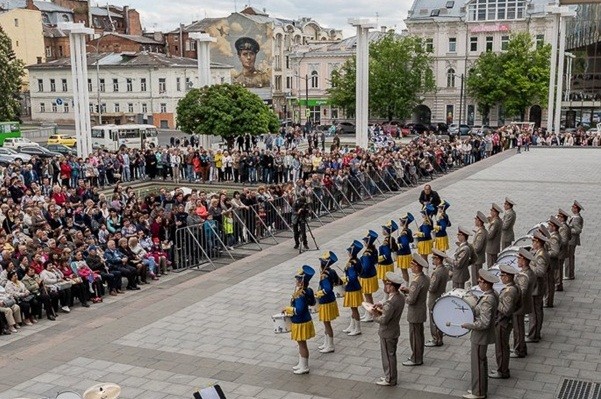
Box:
<box><xmin>512</xmin><ymin>235</ymin><xmax>532</xmax><ymax>247</ymax></box>
<box><xmin>527</xmin><ymin>222</ymin><xmax>548</xmax><ymax>236</ymax></box>
<box><xmin>56</xmin><ymin>392</ymin><xmax>83</xmax><ymax>399</ymax></box>
<box><xmin>432</xmin><ymin>289</ymin><xmax>475</xmax><ymax>337</ymax></box>
<box><xmin>333</xmin><ymin>285</ymin><xmax>345</xmax><ymax>298</ymax></box>
<box><xmin>272</xmin><ymin>313</ymin><xmax>292</xmax><ymax>334</ymax></box>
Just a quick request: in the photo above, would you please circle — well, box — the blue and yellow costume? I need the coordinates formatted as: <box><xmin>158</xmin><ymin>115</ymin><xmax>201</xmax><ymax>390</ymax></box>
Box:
<box><xmin>285</xmin><ymin>265</ymin><xmax>317</xmax><ymax>342</ymax></box>
<box><xmin>360</xmin><ymin>230</ymin><xmax>380</xmax><ymax>293</ymax></box>
<box><xmin>343</xmin><ymin>240</ymin><xmax>363</xmax><ymax>308</ymax></box>
<box><xmin>378</xmin><ymin>220</ymin><xmax>399</xmax><ymax>279</ymax></box>
<box><xmin>416</xmin><ymin>204</ymin><xmax>436</xmax><ymax>256</ymax></box>
<box><xmin>316</xmin><ymin>251</ymin><xmax>341</xmax><ymax>322</ymax></box>
<box><xmin>397</xmin><ymin>213</ymin><xmax>414</xmax><ymax>269</ymax></box>
<box><xmin>433</xmin><ymin>200</ymin><xmax>451</xmax><ymax>251</ymax></box>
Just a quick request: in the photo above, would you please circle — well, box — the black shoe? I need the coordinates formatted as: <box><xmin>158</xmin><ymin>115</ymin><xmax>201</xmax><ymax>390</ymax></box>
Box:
<box><xmin>303</xmin><ymin>244</ymin><xmax>309</xmax><ymax>250</ymax></box>
<box><xmin>132</xmin><ymin>286</ymin><xmax>141</xmax><ymax>290</ymax></box>
<box><xmin>293</xmin><ymin>244</ymin><xmax>299</xmax><ymax>249</ymax></box>
<box><xmin>48</xmin><ymin>315</ymin><xmax>56</xmax><ymax>321</ymax></box>
<box><xmin>82</xmin><ymin>302</ymin><xmax>90</xmax><ymax>308</ymax></box>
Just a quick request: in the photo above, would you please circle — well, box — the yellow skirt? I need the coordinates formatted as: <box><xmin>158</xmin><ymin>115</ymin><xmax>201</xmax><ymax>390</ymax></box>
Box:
<box><xmin>360</xmin><ymin>276</ymin><xmax>379</xmax><ymax>294</ymax></box>
<box><xmin>417</xmin><ymin>239</ymin><xmax>433</xmax><ymax>255</ymax></box>
<box><xmin>318</xmin><ymin>301</ymin><xmax>339</xmax><ymax>322</ymax></box>
<box><xmin>397</xmin><ymin>254</ymin><xmax>412</xmax><ymax>269</ymax></box>
<box><xmin>343</xmin><ymin>290</ymin><xmax>363</xmax><ymax>308</ymax></box>
<box><xmin>290</xmin><ymin>320</ymin><xmax>315</xmax><ymax>341</ymax></box>
<box><xmin>434</xmin><ymin>236</ymin><xmax>449</xmax><ymax>251</ymax></box>
<box><xmin>376</xmin><ymin>264</ymin><xmax>394</xmax><ymax>280</ymax></box>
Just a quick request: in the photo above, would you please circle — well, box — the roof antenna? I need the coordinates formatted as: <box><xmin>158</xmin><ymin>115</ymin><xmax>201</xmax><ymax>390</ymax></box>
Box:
<box><xmin>234</xmin><ymin>0</ymin><xmax>237</xmax><ymax>12</ymax></box>
<box><xmin>375</xmin><ymin>12</ymin><xmax>379</xmax><ymax>25</ymax></box>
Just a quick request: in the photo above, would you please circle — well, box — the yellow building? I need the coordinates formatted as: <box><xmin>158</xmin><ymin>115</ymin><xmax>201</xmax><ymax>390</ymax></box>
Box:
<box><xmin>0</xmin><ymin>7</ymin><xmax>45</xmax><ymax>90</ymax></box>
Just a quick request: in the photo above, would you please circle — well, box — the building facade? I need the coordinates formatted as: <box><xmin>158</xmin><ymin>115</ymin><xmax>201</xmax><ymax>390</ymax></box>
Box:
<box><xmin>405</xmin><ymin>0</ymin><xmax>557</xmax><ymax>127</ymax></box>
<box><xmin>27</xmin><ymin>52</ymin><xmax>231</xmax><ymax>129</ymax></box>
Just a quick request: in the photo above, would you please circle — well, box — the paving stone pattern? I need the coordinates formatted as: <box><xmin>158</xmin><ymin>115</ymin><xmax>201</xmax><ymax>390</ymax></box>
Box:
<box><xmin>0</xmin><ymin>148</ymin><xmax>599</xmax><ymax>399</ymax></box>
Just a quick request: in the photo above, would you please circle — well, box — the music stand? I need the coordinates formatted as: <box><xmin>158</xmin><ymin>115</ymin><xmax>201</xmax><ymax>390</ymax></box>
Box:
<box><xmin>193</xmin><ymin>385</ymin><xmax>226</xmax><ymax>399</ymax></box>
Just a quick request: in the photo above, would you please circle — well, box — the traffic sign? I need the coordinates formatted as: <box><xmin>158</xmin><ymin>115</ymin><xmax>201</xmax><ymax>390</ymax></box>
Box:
<box><xmin>56</xmin><ymin>98</ymin><xmax>63</xmax><ymax>105</ymax></box>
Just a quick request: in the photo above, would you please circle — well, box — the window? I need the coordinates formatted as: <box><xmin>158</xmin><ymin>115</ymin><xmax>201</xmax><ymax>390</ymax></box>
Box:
<box><xmin>185</xmin><ymin>77</ymin><xmax>191</xmax><ymax>90</ymax></box>
<box><xmin>14</xmin><ymin>18</ymin><xmax>18</xmax><ymax>27</ymax></box>
<box><xmin>113</xmin><ymin>78</ymin><xmax>119</xmax><ymax>92</ymax></box>
<box><xmin>128</xmin><ymin>103</ymin><xmax>134</xmax><ymax>113</ymax></box>
<box><xmin>285</xmin><ymin>56</ymin><xmax>290</xmax><ymax>69</ymax></box>
<box><xmin>447</xmin><ymin>68</ymin><xmax>456</xmax><ymax>88</ymax></box>
<box><xmin>52</xmin><ymin>103</ymin><xmax>58</xmax><ymax>112</ymax></box>
<box><xmin>101</xmin><ymin>103</ymin><xmax>107</xmax><ymax>113</ymax></box>
<box><xmin>88</xmin><ymin>79</ymin><xmax>92</xmax><ymax>92</ymax></box>
<box><xmin>160</xmin><ymin>103</ymin><xmax>167</xmax><ymax>113</ymax></box>
<box><xmin>58</xmin><ymin>46</ymin><xmax>63</xmax><ymax>57</ymax></box>
<box><xmin>142</xmin><ymin>103</ymin><xmax>148</xmax><ymax>113</ymax></box>
<box><xmin>448</xmin><ymin>37</ymin><xmax>457</xmax><ymax>52</ymax></box>
<box><xmin>140</xmin><ymin>78</ymin><xmax>147</xmax><ymax>91</ymax></box>
<box><xmin>501</xmin><ymin>35</ymin><xmax>509</xmax><ymax>51</ymax></box>
<box><xmin>425</xmin><ymin>38</ymin><xmax>434</xmax><ymax>53</ymax></box>
<box><xmin>114</xmin><ymin>103</ymin><xmax>120</xmax><ymax>112</ymax></box>
<box><xmin>40</xmin><ymin>103</ymin><xmax>46</xmax><ymax>113</ymax></box>
<box><xmin>42</xmin><ymin>13</ymin><xmax>50</xmax><ymax>24</ymax></box>
<box><xmin>486</xmin><ymin>36</ymin><xmax>493</xmax><ymax>52</ymax></box>
<box><xmin>50</xmin><ymin>79</ymin><xmax>56</xmax><ymax>92</ymax></box>
<box><xmin>470</xmin><ymin>37</ymin><xmax>478</xmax><ymax>52</ymax></box>
<box><xmin>89</xmin><ymin>103</ymin><xmax>94</xmax><ymax>113</ymax></box>
<box><xmin>64</xmin><ymin>102</ymin><xmax>69</xmax><ymax>113</ymax></box>
<box><xmin>468</xmin><ymin>0</ymin><xmax>525</xmax><ymax>21</ymax></box>
<box><xmin>126</xmin><ymin>78</ymin><xmax>133</xmax><ymax>92</ymax></box>
<box><xmin>159</xmin><ymin>78</ymin><xmax>166</xmax><ymax>92</ymax></box>
<box><xmin>446</xmin><ymin>1</ymin><xmax>454</xmax><ymax>7</ymax></box>
<box><xmin>310</xmin><ymin>71</ymin><xmax>318</xmax><ymax>88</ymax></box>
<box><xmin>38</xmin><ymin>79</ymin><xmax>44</xmax><ymax>92</ymax></box>
<box><xmin>331</xmin><ymin>108</ymin><xmax>339</xmax><ymax>120</ymax></box>
<box><xmin>286</xmin><ymin>76</ymin><xmax>292</xmax><ymax>89</ymax></box>
<box><xmin>61</xmin><ymin>79</ymin><xmax>68</xmax><ymax>92</ymax></box>
<box><xmin>176</xmin><ymin>77</ymin><xmax>181</xmax><ymax>91</ymax></box>
<box><xmin>275</xmin><ymin>76</ymin><xmax>282</xmax><ymax>91</ymax></box>
<box><xmin>275</xmin><ymin>55</ymin><xmax>281</xmax><ymax>70</ymax></box>
<box><xmin>430</xmin><ymin>9</ymin><xmax>440</xmax><ymax>16</ymax></box>
<box><xmin>45</xmin><ymin>46</ymin><xmax>52</xmax><ymax>58</ymax></box>
<box><xmin>536</xmin><ymin>34</ymin><xmax>544</xmax><ymax>49</ymax></box>
<box><xmin>99</xmin><ymin>78</ymin><xmax>105</xmax><ymax>92</ymax></box>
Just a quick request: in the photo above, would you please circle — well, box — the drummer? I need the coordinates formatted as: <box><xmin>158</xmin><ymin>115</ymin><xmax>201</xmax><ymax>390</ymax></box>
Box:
<box><xmin>461</xmin><ymin>269</ymin><xmax>499</xmax><ymax>399</ymax></box>
<box><xmin>544</xmin><ymin>216</ymin><xmax>562</xmax><ymax>308</ymax></box>
<box><xmin>512</xmin><ymin>247</ymin><xmax>535</xmax><ymax>358</ymax></box>
<box><xmin>555</xmin><ymin>208</ymin><xmax>572</xmax><ymax>291</ymax></box>
<box><xmin>315</xmin><ymin>251</ymin><xmax>342</xmax><ymax>354</ymax></box>
<box><xmin>566</xmin><ymin>200</ymin><xmax>584</xmax><ymax>281</ymax></box>
<box><xmin>359</xmin><ymin>231</ymin><xmax>379</xmax><ymax>323</ymax></box>
<box><xmin>527</xmin><ymin>231</ymin><xmax>549</xmax><ymax>343</ymax></box>
<box><xmin>433</xmin><ymin>200</ymin><xmax>451</xmax><ymax>251</ymax></box>
<box><xmin>472</xmin><ymin>211</ymin><xmax>488</xmax><ymax>286</ymax></box>
<box><xmin>501</xmin><ymin>198</ymin><xmax>516</xmax><ymax>250</ymax></box>
<box><xmin>378</xmin><ymin>220</ymin><xmax>399</xmax><ymax>280</ymax></box>
<box><xmin>490</xmin><ymin>264</ymin><xmax>520</xmax><ymax>380</ymax></box>
<box><xmin>342</xmin><ymin>240</ymin><xmax>364</xmax><ymax>336</ymax></box>
<box><xmin>415</xmin><ymin>205</ymin><xmax>435</xmax><ymax>261</ymax></box>
<box><xmin>401</xmin><ymin>253</ymin><xmax>430</xmax><ymax>366</ymax></box>
<box><xmin>446</xmin><ymin>226</ymin><xmax>472</xmax><ymax>289</ymax></box>
<box><xmin>486</xmin><ymin>203</ymin><xmax>503</xmax><ymax>267</ymax></box>
<box><xmin>397</xmin><ymin>213</ymin><xmax>415</xmax><ymax>284</ymax></box>
<box><xmin>283</xmin><ymin>265</ymin><xmax>316</xmax><ymax>375</ymax></box>
<box><xmin>426</xmin><ymin>248</ymin><xmax>449</xmax><ymax>347</ymax></box>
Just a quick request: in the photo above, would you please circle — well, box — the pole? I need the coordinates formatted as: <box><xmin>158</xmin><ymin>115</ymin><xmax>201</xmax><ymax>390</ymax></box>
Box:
<box><xmin>458</xmin><ymin>73</ymin><xmax>464</xmax><ymax>131</ymax></box>
<box><xmin>305</xmin><ymin>73</ymin><xmax>309</xmax><ymax>125</ymax></box>
<box><xmin>554</xmin><ymin>15</ymin><xmax>567</xmax><ymax>135</ymax></box>
<box><xmin>96</xmin><ymin>57</ymin><xmax>102</xmax><ymax>124</ymax></box>
<box><xmin>547</xmin><ymin>12</ymin><xmax>559</xmax><ymax>132</ymax></box>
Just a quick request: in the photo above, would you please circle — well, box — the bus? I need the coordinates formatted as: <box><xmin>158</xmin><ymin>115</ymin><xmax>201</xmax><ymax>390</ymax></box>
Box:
<box><xmin>91</xmin><ymin>124</ymin><xmax>159</xmax><ymax>151</ymax></box>
<box><xmin>0</xmin><ymin>122</ymin><xmax>22</xmax><ymax>146</ymax></box>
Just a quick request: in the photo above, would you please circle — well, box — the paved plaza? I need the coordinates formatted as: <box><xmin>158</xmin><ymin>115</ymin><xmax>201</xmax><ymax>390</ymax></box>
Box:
<box><xmin>1</xmin><ymin>148</ymin><xmax>600</xmax><ymax>399</ymax></box>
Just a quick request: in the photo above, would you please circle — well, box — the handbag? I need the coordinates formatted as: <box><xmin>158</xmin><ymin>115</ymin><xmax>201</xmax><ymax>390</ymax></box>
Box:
<box><xmin>1</xmin><ymin>297</ymin><xmax>16</xmax><ymax>307</ymax></box>
<box><xmin>56</xmin><ymin>281</ymin><xmax>73</xmax><ymax>290</ymax></box>
<box><xmin>21</xmin><ymin>295</ymin><xmax>34</xmax><ymax>302</ymax></box>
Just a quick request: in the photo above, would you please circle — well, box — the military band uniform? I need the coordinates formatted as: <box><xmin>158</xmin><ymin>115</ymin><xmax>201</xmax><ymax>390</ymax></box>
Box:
<box><xmin>396</xmin><ymin>226</ymin><xmax>414</xmax><ymax>269</ymax></box>
<box><xmin>501</xmin><ymin>207</ymin><xmax>516</xmax><ymax>250</ymax></box>
<box><xmin>427</xmin><ymin>255</ymin><xmax>449</xmax><ymax>347</ymax></box>
<box><xmin>360</xmin><ymin>241</ymin><xmax>379</xmax><ymax>295</ymax></box>
<box><xmin>472</xmin><ymin>223</ymin><xmax>488</xmax><ymax>286</ymax></box>
<box><xmin>378</xmin><ymin>236</ymin><xmax>398</xmax><ymax>280</ymax></box>
<box><xmin>433</xmin><ymin>206</ymin><xmax>451</xmax><ymax>251</ymax></box>
<box><xmin>449</xmin><ymin>241</ymin><xmax>471</xmax><ymax>289</ymax></box>
<box><xmin>404</xmin><ymin>267</ymin><xmax>430</xmax><ymax>365</ymax></box>
<box><xmin>513</xmin><ymin>255</ymin><xmax>535</xmax><ymax>358</ymax></box>
<box><xmin>556</xmin><ymin>210</ymin><xmax>572</xmax><ymax>290</ymax></box>
<box><xmin>317</xmin><ymin>267</ymin><xmax>341</xmax><ymax>322</ymax></box>
<box><xmin>416</xmin><ymin>217</ymin><xmax>434</xmax><ymax>258</ymax></box>
<box><xmin>493</xmin><ymin>268</ymin><xmax>520</xmax><ymax>378</ymax></box>
<box><xmin>544</xmin><ymin>227</ymin><xmax>561</xmax><ymax>308</ymax></box>
<box><xmin>566</xmin><ymin>204</ymin><xmax>583</xmax><ymax>280</ymax></box>
<box><xmin>486</xmin><ymin>213</ymin><xmax>502</xmax><ymax>267</ymax></box>
<box><xmin>528</xmin><ymin>242</ymin><xmax>549</xmax><ymax>342</ymax></box>
<box><xmin>343</xmin><ymin>257</ymin><xmax>363</xmax><ymax>308</ymax></box>
<box><xmin>288</xmin><ymin>286</ymin><xmax>316</xmax><ymax>342</ymax></box>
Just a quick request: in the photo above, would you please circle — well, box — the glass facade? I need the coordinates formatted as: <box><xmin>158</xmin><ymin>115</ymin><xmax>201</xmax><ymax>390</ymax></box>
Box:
<box><xmin>467</xmin><ymin>0</ymin><xmax>526</xmax><ymax>22</ymax></box>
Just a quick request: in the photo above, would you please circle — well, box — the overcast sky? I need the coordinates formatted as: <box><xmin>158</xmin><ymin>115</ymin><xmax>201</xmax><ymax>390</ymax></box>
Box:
<box><xmin>104</xmin><ymin>0</ymin><xmax>411</xmax><ymax>37</ymax></box>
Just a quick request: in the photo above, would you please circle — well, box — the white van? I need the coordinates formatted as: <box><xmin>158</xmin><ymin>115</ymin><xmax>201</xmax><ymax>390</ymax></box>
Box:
<box><xmin>3</xmin><ymin>137</ymin><xmax>39</xmax><ymax>149</ymax></box>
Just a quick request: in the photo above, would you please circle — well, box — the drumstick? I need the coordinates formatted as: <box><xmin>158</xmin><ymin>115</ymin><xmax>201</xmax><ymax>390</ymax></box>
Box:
<box><xmin>445</xmin><ymin>322</ymin><xmax>465</xmax><ymax>328</ymax></box>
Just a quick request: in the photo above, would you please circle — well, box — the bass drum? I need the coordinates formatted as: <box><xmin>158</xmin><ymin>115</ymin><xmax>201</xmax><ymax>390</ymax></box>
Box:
<box><xmin>527</xmin><ymin>222</ymin><xmax>549</xmax><ymax>236</ymax></box>
<box><xmin>432</xmin><ymin>289</ymin><xmax>475</xmax><ymax>338</ymax></box>
<box><xmin>495</xmin><ymin>251</ymin><xmax>520</xmax><ymax>273</ymax></box>
<box><xmin>512</xmin><ymin>235</ymin><xmax>533</xmax><ymax>247</ymax></box>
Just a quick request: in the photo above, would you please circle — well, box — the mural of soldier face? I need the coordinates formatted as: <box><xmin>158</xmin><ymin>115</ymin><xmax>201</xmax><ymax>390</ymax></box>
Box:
<box><xmin>239</xmin><ymin>49</ymin><xmax>257</xmax><ymax>71</ymax></box>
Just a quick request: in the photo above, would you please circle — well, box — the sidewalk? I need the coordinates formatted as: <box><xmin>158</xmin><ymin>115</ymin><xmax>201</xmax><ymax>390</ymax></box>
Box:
<box><xmin>1</xmin><ymin>148</ymin><xmax>599</xmax><ymax>399</ymax></box>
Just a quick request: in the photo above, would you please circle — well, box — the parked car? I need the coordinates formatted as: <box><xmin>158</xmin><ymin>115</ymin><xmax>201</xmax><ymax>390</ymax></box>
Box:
<box><xmin>3</xmin><ymin>137</ymin><xmax>39</xmax><ymax>149</ymax></box>
<box><xmin>0</xmin><ymin>147</ymin><xmax>32</xmax><ymax>163</ymax></box>
<box><xmin>336</xmin><ymin>121</ymin><xmax>356</xmax><ymax>134</ymax></box>
<box><xmin>18</xmin><ymin>145</ymin><xmax>61</xmax><ymax>158</ymax></box>
<box><xmin>0</xmin><ymin>154</ymin><xmax>14</xmax><ymax>166</ymax></box>
<box><xmin>47</xmin><ymin>134</ymin><xmax>77</xmax><ymax>147</ymax></box>
<box><xmin>470</xmin><ymin>125</ymin><xmax>492</xmax><ymax>136</ymax></box>
<box><xmin>405</xmin><ymin>123</ymin><xmax>429</xmax><ymax>135</ymax></box>
<box><xmin>430</xmin><ymin>123</ymin><xmax>448</xmax><ymax>133</ymax></box>
<box><xmin>448</xmin><ymin>124</ymin><xmax>472</xmax><ymax>136</ymax></box>
<box><xmin>43</xmin><ymin>143</ymin><xmax>77</xmax><ymax>156</ymax></box>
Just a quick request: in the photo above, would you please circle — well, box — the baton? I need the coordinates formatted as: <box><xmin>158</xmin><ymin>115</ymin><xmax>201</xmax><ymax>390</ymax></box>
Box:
<box><xmin>445</xmin><ymin>322</ymin><xmax>465</xmax><ymax>328</ymax></box>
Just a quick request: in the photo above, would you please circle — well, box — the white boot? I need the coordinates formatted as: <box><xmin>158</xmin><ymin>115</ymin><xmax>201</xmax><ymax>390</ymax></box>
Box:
<box><xmin>348</xmin><ymin>319</ymin><xmax>362</xmax><ymax>336</ymax></box>
<box><xmin>318</xmin><ymin>335</ymin><xmax>327</xmax><ymax>350</ymax></box>
<box><xmin>342</xmin><ymin>318</ymin><xmax>353</xmax><ymax>333</ymax></box>
<box><xmin>361</xmin><ymin>312</ymin><xmax>374</xmax><ymax>322</ymax></box>
<box><xmin>292</xmin><ymin>354</ymin><xmax>302</xmax><ymax>371</ymax></box>
<box><xmin>293</xmin><ymin>357</ymin><xmax>310</xmax><ymax>375</ymax></box>
<box><xmin>319</xmin><ymin>335</ymin><xmax>335</xmax><ymax>353</ymax></box>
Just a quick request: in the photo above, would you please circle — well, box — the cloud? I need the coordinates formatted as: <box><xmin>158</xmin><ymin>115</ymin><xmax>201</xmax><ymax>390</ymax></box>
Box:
<box><xmin>107</xmin><ymin>0</ymin><xmax>409</xmax><ymax>36</ymax></box>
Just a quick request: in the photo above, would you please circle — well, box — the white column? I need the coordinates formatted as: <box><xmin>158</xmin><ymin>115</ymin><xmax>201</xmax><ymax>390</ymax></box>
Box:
<box><xmin>349</xmin><ymin>19</ymin><xmax>376</xmax><ymax>149</ymax></box>
<box><xmin>60</xmin><ymin>22</ymin><xmax>94</xmax><ymax>158</ymax></box>
<box><xmin>546</xmin><ymin>12</ymin><xmax>559</xmax><ymax>131</ymax></box>
<box><xmin>554</xmin><ymin>13</ymin><xmax>572</xmax><ymax>135</ymax></box>
<box><xmin>190</xmin><ymin>33</ymin><xmax>216</xmax><ymax>149</ymax></box>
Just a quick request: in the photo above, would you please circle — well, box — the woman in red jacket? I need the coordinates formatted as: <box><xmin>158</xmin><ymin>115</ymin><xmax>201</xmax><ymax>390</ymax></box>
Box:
<box><xmin>59</xmin><ymin>160</ymin><xmax>72</xmax><ymax>188</ymax></box>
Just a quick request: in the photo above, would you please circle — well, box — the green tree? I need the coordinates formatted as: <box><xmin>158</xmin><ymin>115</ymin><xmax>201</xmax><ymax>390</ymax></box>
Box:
<box><xmin>467</xmin><ymin>33</ymin><xmax>551</xmax><ymax>122</ymax></box>
<box><xmin>0</xmin><ymin>27</ymin><xmax>25</xmax><ymax>121</ymax></box>
<box><xmin>176</xmin><ymin>84</ymin><xmax>279</xmax><ymax>139</ymax></box>
<box><xmin>328</xmin><ymin>33</ymin><xmax>435</xmax><ymax>121</ymax></box>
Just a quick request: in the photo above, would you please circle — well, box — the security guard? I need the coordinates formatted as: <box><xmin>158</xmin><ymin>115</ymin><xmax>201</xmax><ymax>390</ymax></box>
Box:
<box><xmin>486</xmin><ymin>203</ymin><xmax>503</xmax><ymax>267</ymax></box>
<box><xmin>415</xmin><ymin>204</ymin><xmax>435</xmax><ymax>261</ymax></box>
<box><xmin>401</xmin><ymin>253</ymin><xmax>430</xmax><ymax>366</ymax></box>
<box><xmin>342</xmin><ymin>240</ymin><xmax>364</xmax><ymax>336</ymax></box>
<box><xmin>360</xmin><ymin>230</ymin><xmax>379</xmax><ymax>323</ymax></box>
<box><xmin>544</xmin><ymin>216</ymin><xmax>561</xmax><ymax>308</ymax></box>
<box><xmin>396</xmin><ymin>213</ymin><xmax>415</xmax><ymax>284</ymax></box>
<box><xmin>461</xmin><ymin>269</ymin><xmax>499</xmax><ymax>399</ymax></box>
<box><xmin>556</xmin><ymin>208</ymin><xmax>572</xmax><ymax>291</ymax></box>
<box><xmin>501</xmin><ymin>198</ymin><xmax>516</xmax><ymax>250</ymax></box>
<box><xmin>426</xmin><ymin>248</ymin><xmax>449</xmax><ymax>347</ymax></box>
<box><xmin>472</xmin><ymin>211</ymin><xmax>488</xmax><ymax>286</ymax></box>
<box><xmin>566</xmin><ymin>200</ymin><xmax>584</xmax><ymax>280</ymax></box>
<box><xmin>490</xmin><ymin>264</ymin><xmax>520</xmax><ymax>379</ymax></box>
<box><xmin>446</xmin><ymin>226</ymin><xmax>472</xmax><ymax>289</ymax></box>
<box><xmin>315</xmin><ymin>251</ymin><xmax>342</xmax><ymax>354</ymax></box>
<box><xmin>512</xmin><ymin>247</ymin><xmax>535</xmax><ymax>359</ymax></box>
<box><xmin>433</xmin><ymin>200</ymin><xmax>451</xmax><ymax>251</ymax></box>
<box><xmin>527</xmin><ymin>231</ymin><xmax>549</xmax><ymax>343</ymax></box>
<box><xmin>378</xmin><ymin>220</ymin><xmax>399</xmax><ymax>280</ymax></box>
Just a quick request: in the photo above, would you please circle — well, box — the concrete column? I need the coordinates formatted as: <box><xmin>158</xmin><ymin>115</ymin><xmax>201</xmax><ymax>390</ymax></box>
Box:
<box><xmin>349</xmin><ymin>19</ymin><xmax>376</xmax><ymax>149</ymax></box>
<box><xmin>60</xmin><ymin>22</ymin><xmax>94</xmax><ymax>158</ymax></box>
<box><xmin>190</xmin><ymin>33</ymin><xmax>216</xmax><ymax>150</ymax></box>
<box><xmin>546</xmin><ymin>12</ymin><xmax>559</xmax><ymax>131</ymax></box>
<box><xmin>554</xmin><ymin>14</ymin><xmax>570</xmax><ymax>135</ymax></box>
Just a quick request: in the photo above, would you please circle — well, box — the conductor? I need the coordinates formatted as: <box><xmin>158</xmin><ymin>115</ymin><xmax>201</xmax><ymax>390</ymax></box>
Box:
<box><xmin>292</xmin><ymin>196</ymin><xmax>309</xmax><ymax>250</ymax></box>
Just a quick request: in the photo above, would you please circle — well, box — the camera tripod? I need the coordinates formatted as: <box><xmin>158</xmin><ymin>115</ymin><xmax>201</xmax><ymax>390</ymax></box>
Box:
<box><xmin>298</xmin><ymin>219</ymin><xmax>319</xmax><ymax>254</ymax></box>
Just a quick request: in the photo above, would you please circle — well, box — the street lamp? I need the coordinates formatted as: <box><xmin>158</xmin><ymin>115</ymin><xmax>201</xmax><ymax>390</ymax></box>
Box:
<box><xmin>87</xmin><ymin>43</ymin><xmax>102</xmax><ymax>125</ymax></box>
<box><xmin>294</xmin><ymin>74</ymin><xmax>310</xmax><ymax>125</ymax></box>
<box><xmin>453</xmin><ymin>73</ymin><xmax>465</xmax><ymax>128</ymax></box>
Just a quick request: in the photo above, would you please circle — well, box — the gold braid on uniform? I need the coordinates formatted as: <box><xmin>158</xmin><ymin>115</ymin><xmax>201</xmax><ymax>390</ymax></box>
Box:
<box><xmin>291</xmin><ymin>287</ymin><xmax>305</xmax><ymax>300</ymax></box>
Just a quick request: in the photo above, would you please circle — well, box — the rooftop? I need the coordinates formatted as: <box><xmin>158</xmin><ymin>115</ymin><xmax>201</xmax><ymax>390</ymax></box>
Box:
<box><xmin>405</xmin><ymin>0</ymin><xmax>554</xmax><ymax>22</ymax></box>
<box><xmin>0</xmin><ymin>0</ymin><xmax>72</xmax><ymax>13</ymax></box>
